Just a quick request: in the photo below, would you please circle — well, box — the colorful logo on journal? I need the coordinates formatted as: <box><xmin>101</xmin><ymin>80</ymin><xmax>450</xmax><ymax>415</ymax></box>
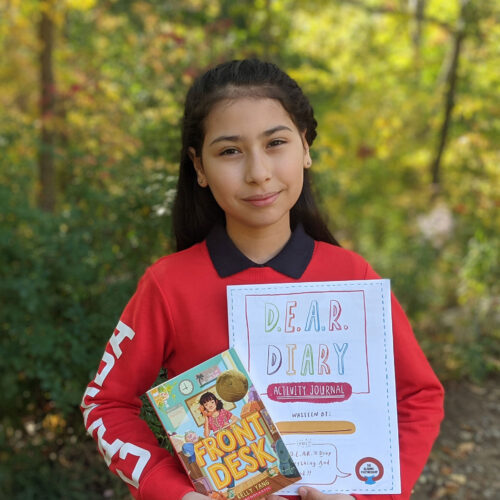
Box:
<box><xmin>355</xmin><ymin>457</ymin><xmax>384</xmax><ymax>485</ymax></box>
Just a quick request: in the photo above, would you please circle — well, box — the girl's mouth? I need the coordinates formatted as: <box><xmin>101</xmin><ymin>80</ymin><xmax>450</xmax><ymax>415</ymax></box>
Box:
<box><xmin>243</xmin><ymin>191</ymin><xmax>280</xmax><ymax>207</ymax></box>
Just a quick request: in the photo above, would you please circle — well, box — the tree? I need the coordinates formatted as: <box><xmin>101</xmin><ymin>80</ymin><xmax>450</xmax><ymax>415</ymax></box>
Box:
<box><xmin>37</xmin><ymin>0</ymin><xmax>57</xmax><ymax>211</ymax></box>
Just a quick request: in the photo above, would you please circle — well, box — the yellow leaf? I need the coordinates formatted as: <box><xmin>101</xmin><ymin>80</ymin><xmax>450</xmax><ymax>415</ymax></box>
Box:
<box><xmin>65</xmin><ymin>0</ymin><xmax>96</xmax><ymax>11</ymax></box>
<box><xmin>42</xmin><ymin>413</ymin><xmax>66</xmax><ymax>432</ymax></box>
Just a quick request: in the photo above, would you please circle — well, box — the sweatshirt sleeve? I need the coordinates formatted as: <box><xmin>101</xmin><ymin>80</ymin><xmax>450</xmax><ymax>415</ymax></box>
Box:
<box><xmin>352</xmin><ymin>264</ymin><xmax>445</xmax><ymax>500</ymax></box>
<box><xmin>80</xmin><ymin>268</ymin><xmax>195</xmax><ymax>500</ymax></box>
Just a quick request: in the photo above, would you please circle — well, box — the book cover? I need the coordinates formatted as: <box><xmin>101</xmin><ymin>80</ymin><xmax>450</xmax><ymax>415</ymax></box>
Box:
<box><xmin>227</xmin><ymin>280</ymin><xmax>400</xmax><ymax>495</ymax></box>
<box><xmin>147</xmin><ymin>348</ymin><xmax>301</xmax><ymax>499</ymax></box>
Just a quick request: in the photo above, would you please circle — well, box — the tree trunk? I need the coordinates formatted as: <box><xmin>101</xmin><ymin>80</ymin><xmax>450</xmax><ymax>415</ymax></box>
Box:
<box><xmin>37</xmin><ymin>0</ymin><xmax>56</xmax><ymax>212</ymax></box>
<box><xmin>409</xmin><ymin>0</ymin><xmax>426</xmax><ymax>48</ymax></box>
<box><xmin>429</xmin><ymin>0</ymin><xmax>469</xmax><ymax>191</ymax></box>
<box><xmin>263</xmin><ymin>0</ymin><xmax>272</xmax><ymax>60</ymax></box>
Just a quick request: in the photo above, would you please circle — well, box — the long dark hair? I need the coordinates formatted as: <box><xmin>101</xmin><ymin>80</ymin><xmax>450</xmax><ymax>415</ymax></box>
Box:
<box><xmin>172</xmin><ymin>59</ymin><xmax>339</xmax><ymax>251</ymax></box>
<box><xmin>199</xmin><ymin>392</ymin><xmax>223</xmax><ymax>411</ymax></box>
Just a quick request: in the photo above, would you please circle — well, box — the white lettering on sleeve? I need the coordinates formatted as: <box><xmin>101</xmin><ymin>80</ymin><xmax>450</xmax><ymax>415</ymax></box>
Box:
<box><xmin>117</xmin><ymin>444</ymin><xmax>152</xmax><ymax>489</ymax></box>
<box><xmin>81</xmin><ymin>386</ymin><xmax>100</xmax><ymax>427</ymax></box>
<box><xmin>110</xmin><ymin>320</ymin><xmax>136</xmax><ymax>359</ymax></box>
<box><xmin>87</xmin><ymin>416</ymin><xmax>103</xmax><ymax>435</ymax></box>
<box><xmin>94</xmin><ymin>351</ymin><xmax>115</xmax><ymax>386</ymax></box>
<box><xmin>96</xmin><ymin>422</ymin><xmax>125</xmax><ymax>466</ymax></box>
<box><xmin>86</xmin><ymin>417</ymin><xmax>151</xmax><ymax>489</ymax></box>
<box><xmin>82</xmin><ymin>319</ymin><xmax>150</xmax><ymax>490</ymax></box>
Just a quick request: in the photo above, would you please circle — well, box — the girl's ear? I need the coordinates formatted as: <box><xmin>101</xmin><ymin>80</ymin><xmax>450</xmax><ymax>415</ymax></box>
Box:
<box><xmin>188</xmin><ymin>147</ymin><xmax>208</xmax><ymax>187</ymax></box>
<box><xmin>301</xmin><ymin>131</ymin><xmax>312</xmax><ymax>169</ymax></box>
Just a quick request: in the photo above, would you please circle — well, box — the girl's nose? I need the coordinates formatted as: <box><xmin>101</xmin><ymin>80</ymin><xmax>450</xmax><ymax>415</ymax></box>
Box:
<box><xmin>244</xmin><ymin>151</ymin><xmax>272</xmax><ymax>184</ymax></box>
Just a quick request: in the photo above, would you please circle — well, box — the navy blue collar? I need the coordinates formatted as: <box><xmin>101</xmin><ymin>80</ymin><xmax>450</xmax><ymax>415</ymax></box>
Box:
<box><xmin>206</xmin><ymin>224</ymin><xmax>314</xmax><ymax>279</ymax></box>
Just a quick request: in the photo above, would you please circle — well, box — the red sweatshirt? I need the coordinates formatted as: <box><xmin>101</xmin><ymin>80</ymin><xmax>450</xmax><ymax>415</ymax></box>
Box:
<box><xmin>81</xmin><ymin>227</ymin><xmax>444</xmax><ymax>500</ymax></box>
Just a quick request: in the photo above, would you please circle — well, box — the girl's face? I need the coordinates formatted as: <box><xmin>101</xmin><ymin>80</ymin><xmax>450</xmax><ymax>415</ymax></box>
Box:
<box><xmin>203</xmin><ymin>398</ymin><xmax>217</xmax><ymax>412</ymax></box>
<box><xmin>190</xmin><ymin>97</ymin><xmax>311</xmax><ymax>242</ymax></box>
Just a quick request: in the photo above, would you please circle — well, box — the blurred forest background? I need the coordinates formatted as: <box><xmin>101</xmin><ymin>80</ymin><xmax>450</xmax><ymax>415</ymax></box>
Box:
<box><xmin>0</xmin><ymin>0</ymin><xmax>498</xmax><ymax>498</ymax></box>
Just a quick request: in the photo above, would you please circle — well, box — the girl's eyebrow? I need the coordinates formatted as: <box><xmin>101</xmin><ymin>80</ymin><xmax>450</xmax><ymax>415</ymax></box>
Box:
<box><xmin>208</xmin><ymin>125</ymin><xmax>293</xmax><ymax>146</ymax></box>
<box><xmin>262</xmin><ymin>125</ymin><xmax>293</xmax><ymax>136</ymax></box>
<box><xmin>209</xmin><ymin>134</ymin><xmax>239</xmax><ymax>146</ymax></box>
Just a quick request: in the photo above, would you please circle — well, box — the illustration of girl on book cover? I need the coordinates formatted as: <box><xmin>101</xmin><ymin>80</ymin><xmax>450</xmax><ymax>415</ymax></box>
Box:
<box><xmin>199</xmin><ymin>392</ymin><xmax>238</xmax><ymax>437</ymax></box>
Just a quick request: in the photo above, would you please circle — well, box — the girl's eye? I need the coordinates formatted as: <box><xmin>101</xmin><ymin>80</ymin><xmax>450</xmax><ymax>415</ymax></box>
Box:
<box><xmin>220</xmin><ymin>147</ymin><xmax>239</xmax><ymax>156</ymax></box>
<box><xmin>268</xmin><ymin>139</ymin><xmax>286</xmax><ymax>147</ymax></box>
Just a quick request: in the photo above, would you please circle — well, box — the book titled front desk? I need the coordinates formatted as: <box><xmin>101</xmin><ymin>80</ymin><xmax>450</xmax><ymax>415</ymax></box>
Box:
<box><xmin>147</xmin><ymin>348</ymin><xmax>301</xmax><ymax>499</ymax></box>
<box><xmin>227</xmin><ymin>280</ymin><xmax>401</xmax><ymax>496</ymax></box>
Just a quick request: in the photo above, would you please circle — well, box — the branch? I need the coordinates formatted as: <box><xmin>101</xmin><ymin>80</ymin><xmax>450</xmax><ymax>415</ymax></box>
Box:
<box><xmin>330</xmin><ymin>0</ymin><xmax>454</xmax><ymax>33</ymax></box>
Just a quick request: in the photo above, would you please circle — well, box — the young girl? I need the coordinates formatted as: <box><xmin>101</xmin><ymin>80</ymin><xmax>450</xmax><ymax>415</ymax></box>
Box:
<box><xmin>81</xmin><ymin>59</ymin><xmax>444</xmax><ymax>500</ymax></box>
<box><xmin>199</xmin><ymin>392</ymin><xmax>237</xmax><ymax>438</ymax></box>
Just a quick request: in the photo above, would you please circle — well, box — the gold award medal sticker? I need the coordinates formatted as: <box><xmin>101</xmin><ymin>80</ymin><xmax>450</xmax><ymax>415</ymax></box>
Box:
<box><xmin>216</xmin><ymin>370</ymin><xmax>249</xmax><ymax>402</ymax></box>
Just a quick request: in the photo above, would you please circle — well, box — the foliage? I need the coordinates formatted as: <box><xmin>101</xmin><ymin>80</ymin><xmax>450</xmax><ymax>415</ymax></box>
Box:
<box><xmin>0</xmin><ymin>0</ymin><xmax>498</xmax><ymax>497</ymax></box>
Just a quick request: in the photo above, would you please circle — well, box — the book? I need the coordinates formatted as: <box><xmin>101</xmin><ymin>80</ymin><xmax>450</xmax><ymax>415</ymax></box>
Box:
<box><xmin>227</xmin><ymin>280</ymin><xmax>401</xmax><ymax>495</ymax></box>
<box><xmin>146</xmin><ymin>348</ymin><xmax>301</xmax><ymax>499</ymax></box>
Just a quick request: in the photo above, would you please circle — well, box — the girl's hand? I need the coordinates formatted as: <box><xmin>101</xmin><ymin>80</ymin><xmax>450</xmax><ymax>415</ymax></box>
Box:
<box><xmin>297</xmin><ymin>487</ymin><xmax>354</xmax><ymax>499</ymax></box>
<box><xmin>181</xmin><ymin>492</ymin><xmax>210</xmax><ymax>500</ymax></box>
<box><xmin>266</xmin><ymin>486</ymin><xmax>355</xmax><ymax>499</ymax></box>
